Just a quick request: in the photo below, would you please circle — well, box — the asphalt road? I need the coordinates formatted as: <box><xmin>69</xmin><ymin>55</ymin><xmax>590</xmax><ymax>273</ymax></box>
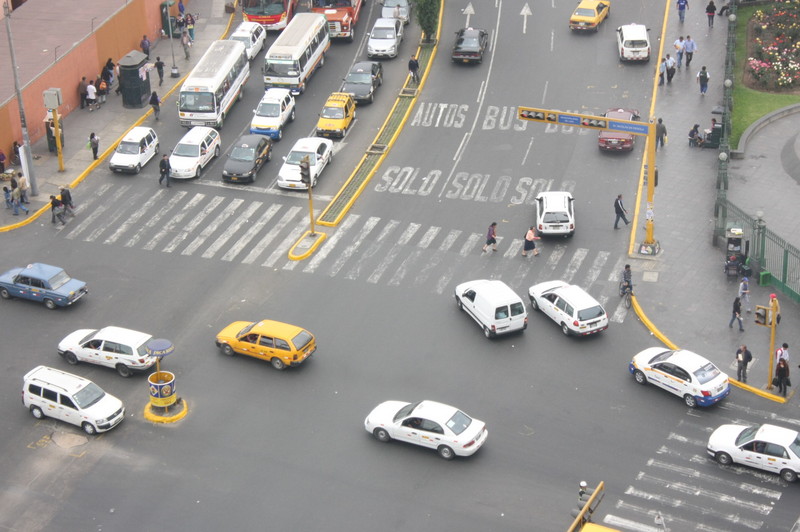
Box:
<box><xmin>1</xmin><ymin>2</ymin><xmax>800</xmax><ymax>531</ymax></box>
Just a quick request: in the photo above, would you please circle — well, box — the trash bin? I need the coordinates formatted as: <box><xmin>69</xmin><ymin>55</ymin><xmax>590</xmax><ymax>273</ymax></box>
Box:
<box><xmin>118</xmin><ymin>50</ymin><xmax>151</xmax><ymax>109</ymax></box>
<box><xmin>160</xmin><ymin>1</ymin><xmax>180</xmax><ymax>38</ymax></box>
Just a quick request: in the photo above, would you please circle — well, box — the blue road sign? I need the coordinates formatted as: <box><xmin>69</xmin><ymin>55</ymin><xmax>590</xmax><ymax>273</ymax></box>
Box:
<box><xmin>608</xmin><ymin>120</ymin><xmax>650</xmax><ymax>136</ymax></box>
<box><xmin>558</xmin><ymin>114</ymin><xmax>581</xmax><ymax>125</ymax></box>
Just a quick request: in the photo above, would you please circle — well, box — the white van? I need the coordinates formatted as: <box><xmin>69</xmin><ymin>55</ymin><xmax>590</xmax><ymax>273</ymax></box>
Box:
<box><xmin>454</xmin><ymin>280</ymin><xmax>528</xmax><ymax>338</ymax></box>
<box><xmin>228</xmin><ymin>21</ymin><xmax>266</xmax><ymax>61</ymax></box>
<box><xmin>616</xmin><ymin>24</ymin><xmax>651</xmax><ymax>62</ymax></box>
<box><xmin>22</xmin><ymin>366</ymin><xmax>125</xmax><ymax>435</ymax></box>
<box><xmin>108</xmin><ymin>127</ymin><xmax>159</xmax><ymax>174</ymax></box>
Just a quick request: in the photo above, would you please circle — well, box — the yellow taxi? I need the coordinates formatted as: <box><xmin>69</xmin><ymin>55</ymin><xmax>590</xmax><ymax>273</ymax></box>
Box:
<box><xmin>569</xmin><ymin>0</ymin><xmax>610</xmax><ymax>32</ymax></box>
<box><xmin>215</xmin><ymin>319</ymin><xmax>316</xmax><ymax>370</ymax></box>
<box><xmin>315</xmin><ymin>92</ymin><xmax>356</xmax><ymax>138</ymax></box>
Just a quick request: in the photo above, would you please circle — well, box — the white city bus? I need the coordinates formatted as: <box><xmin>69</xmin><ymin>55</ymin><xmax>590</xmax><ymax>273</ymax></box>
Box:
<box><xmin>263</xmin><ymin>13</ymin><xmax>330</xmax><ymax>94</ymax></box>
<box><xmin>178</xmin><ymin>40</ymin><xmax>250</xmax><ymax>129</ymax></box>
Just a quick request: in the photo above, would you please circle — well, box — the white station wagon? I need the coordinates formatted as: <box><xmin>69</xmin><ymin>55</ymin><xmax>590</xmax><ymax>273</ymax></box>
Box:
<box><xmin>528</xmin><ymin>280</ymin><xmax>607</xmax><ymax>336</ymax></box>
<box><xmin>57</xmin><ymin>326</ymin><xmax>157</xmax><ymax>377</ymax></box>
<box><xmin>169</xmin><ymin>126</ymin><xmax>221</xmax><ymax>179</ymax></box>
<box><xmin>108</xmin><ymin>127</ymin><xmax>159</xmax><ymax>174</ymax></box>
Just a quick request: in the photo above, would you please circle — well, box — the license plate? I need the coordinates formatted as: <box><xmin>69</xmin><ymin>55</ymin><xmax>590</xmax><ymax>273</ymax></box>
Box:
<box><xmin>191</xmin><ymin>121</ymin><xmax>204</xmax><ymax>126</ymax></box>
<box><xmin>289</xmin><ymin>183</ymin><xmax>296</xmax><ymax>188</ymax></box>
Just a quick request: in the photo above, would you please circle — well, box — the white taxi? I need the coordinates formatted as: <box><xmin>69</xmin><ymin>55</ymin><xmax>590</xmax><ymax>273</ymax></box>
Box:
<box><xmin>629</xmin><ymin>347</ymin><xmax>731</xmax><ymax>408</ymax></box>
<box><xmin>169</xmin><ymin>126</ymin><xmax>221</xmax><ymax>179</ymax></box>
<box><xmin>250</xmin><ymin>89</ymin><xmax>296</xmax><ymax>141</ymax></box>
<box><xmin>707</xmin><ymin>423</ymin><xmax>800</xmax><ymax>482</ymax></box>
<box><xmin>528</xmin><ymin>280</ymin><xmax>607</xmax><ymax>336</ymax></box>
<box><xmin>276</xmin><ymin>137</ymin><xmax>333</xmax><ymax>190</ymax></box>
<box><xmin>364</xmin><ymin>400</ymin><xmax>488</xmax><ymax>460</ymax></box>
<box><xmin>536</xmin><ymin>191</ymin><xmax>575</xmax><ymax>236</ymax></box>
<box><xmin>57</xmin><ymin>326</ymin><xmax>157</xmax><ymax>377</ymax></box>
<box><xmin>108</xmin><ymin>127</ymin><xmax>159</xmax><ymax>174</ymax></box>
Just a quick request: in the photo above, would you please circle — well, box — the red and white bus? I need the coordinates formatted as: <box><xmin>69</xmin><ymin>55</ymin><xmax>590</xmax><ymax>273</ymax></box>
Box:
<box><xmin>242</xmin><ymin>0</ymin><xmax>298</xmax><ymax>31</ymax></box>
<box><xmin>311</xmin><ymin>0</ymin><xmax>363</xmax><ymax>42</ymax></box>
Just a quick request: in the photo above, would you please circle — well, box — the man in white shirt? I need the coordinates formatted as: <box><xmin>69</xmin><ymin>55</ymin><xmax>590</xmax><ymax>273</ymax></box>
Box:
<box><xmin>86</xmin><ymin>80</ymin><xmax>98</xmax><ymax>111</ymax></box>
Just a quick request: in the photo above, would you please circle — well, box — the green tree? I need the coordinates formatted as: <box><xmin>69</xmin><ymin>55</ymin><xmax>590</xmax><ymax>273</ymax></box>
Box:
<box><xmin>414</xmin><ymin>0</ymin><xmax>440</xmax><ymax>42</ymax></box>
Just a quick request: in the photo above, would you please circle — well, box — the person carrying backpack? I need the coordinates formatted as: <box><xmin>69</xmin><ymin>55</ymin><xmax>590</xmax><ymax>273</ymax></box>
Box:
<box><xmin>697</xmin><ymin>66</ymin><xmax>710</xmax><ymax>95</ymax></box>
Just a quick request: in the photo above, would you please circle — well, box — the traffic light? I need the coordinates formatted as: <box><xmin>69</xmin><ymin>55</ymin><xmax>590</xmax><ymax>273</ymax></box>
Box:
<box><xmin>569</xmin><ymin>481</ymin><xmax>605</xmax><ymax>530</ymax></box>
<box><xmin>518</xmin><ymin>107</ymin><xmax>557</xmax><ymax>123</ymax></box>
<box><xmin>581</xmin><ymin>117</ymin><xmax>607</xmax><ymax>129</ymax></box>
<box><xmin>299</xmin><ymin>156</ymin><xmax>311</xmax><ymax>185</ymax></box>
<box><xmin>754</xmin><ymin>305</ymin><xmax>769</xmax><ymax>326</ymax></box>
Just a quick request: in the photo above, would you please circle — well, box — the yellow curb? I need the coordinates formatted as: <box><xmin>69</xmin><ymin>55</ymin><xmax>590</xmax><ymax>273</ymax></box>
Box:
<box><xmin>630</xmin><ymin>295</ymin><xmax>679</xmax><ymax>351</ymax></box>
<box><xmin>288</xmin><ymin>230</ymin><xmax>327</xmax><ymax>260</ymax></box>
<box><xmin>729</xmin><ymin>380</ymin><xmax>788</xmax><ymax>403</ymax></box>
<box><xmin>143</xmin><ymin>399</ymin><xmax>189</xmax><ymax>423</ymax></box>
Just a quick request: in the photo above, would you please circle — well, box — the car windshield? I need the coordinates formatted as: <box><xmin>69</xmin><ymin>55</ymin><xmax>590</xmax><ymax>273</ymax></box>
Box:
<box><xmin>179</xmin><ymin>92</ymin><xmax>215</xmax><ymax>113</ymax></box>
<box><xmin>116</xmin><ymin>141</ymin><xmax>140</xmax><ymax>155</ymax></box>
<box><xmin>292</xmin><ymin>330</ymin><xmax>313</xmax><ymax>350</ymax></box>
<box><xmin>237</xmin><ymin>322</ymin><xmax>256</xmax><ymax>337</ymax></box>
<box><xmin>790</xmin><ymin>434</ymin><xmax>800</xmax><ymax>458</ymax></box>
<box><xmin>371</xmin><ymin>28</ymin><xmax>395</xmax><ymax>39</ymax></box>
<box><xmin>230</xmin><ymin>146</ymin><xmax>256</xmax><ymax>162</ymax></box>
<box><xmin>346</xmin><ymin>72</ymin><xmax>371</xmax><ymax>84</ymax></box>
<box><xmin>647</xmin><ymin>350</ymin><xmax>673</xmax><ymax>364</ymax></box>
<box><xmin>265</xmin><ymin>60</ymin><xmax>299</xmax><ymax>77</ymax></box>
<box><xmin>73</xmin><ymin>382</ymin><xmax>106</xmax><ymax>409</ymax></box>
<box><xmin>577</xmin><ymin>305</ymin><xmax>605</xmax><ymax>321</ymax></box>
<box><xmin>384</xmin><ymin>0</ymin><xmax>406</xmax><ymax>6</ymax></box>
<box><xmin>574</xmin><ymin>7</ymin><xmax>596</xmax><ymax>16</ymax></box>
<box><xmin>693</xmin><ymin>362</ymin><xmax>721</xmax><ymax>384</ymax></box>
<box><xmin>321</xmin><ymin>106</ymin><xmax>344</xmax><ymax>119</ymax></box>
<box><xmin>47</xmin><ymin>270</ymin><xmax>71</xmax><ymax>290</ymax></box>
<box><xmin>394</xmin><ymin>401</ymin><xmax>421</xmax><ymax>422</ymax></box>
<box><xmin>286</xmin><ymin>150</ymin><xmax>316</xmax><ymax>166</ymax></box>
<box><xmin>447</xmin><ymin>410</ymin><xmax>473</xmax><ymax>435</ymax></box>
<box><xmin>543</xmin><ymin>211</ymin><xmax>571</xmax><ymax>223</ymax></box>
<box><xmin>80</xmin><ymin>330</ymin><xmax>98</xmax><ymax>344</ymax></box>
<box><xmin>735</xmin><ymin>425</ymin><xmax>760</xmax><ymax>446</ymax></box>
<box><xmin>173</xmin><ymin>143</ymin><xmax>200</xmax><ymax>158</ymax></box>
<box><xmin>256</xmin><ymin>102</ymin><xmax>281</xmax><ymax>117</ymax></box>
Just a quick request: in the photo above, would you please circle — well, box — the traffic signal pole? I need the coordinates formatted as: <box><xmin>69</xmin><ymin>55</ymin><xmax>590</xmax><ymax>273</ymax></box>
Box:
<box><xmin>755</xmin><ymin>297</ymin><xmax>780</xmax><ymax>389</ymax></box>
<box><xmin>518</xmin><ymin>107</ymin><xmax>660</xmax><ymax>255</ymax></box>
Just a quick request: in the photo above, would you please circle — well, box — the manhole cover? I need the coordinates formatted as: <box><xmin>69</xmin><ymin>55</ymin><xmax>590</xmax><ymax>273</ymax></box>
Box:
<box><xmin>51</xmin><ymin>431</ymin><xmax>88</xmax><ymax>448</ymax></box>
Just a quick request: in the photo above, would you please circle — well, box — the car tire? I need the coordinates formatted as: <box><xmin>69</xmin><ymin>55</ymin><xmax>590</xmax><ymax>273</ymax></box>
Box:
<box><xmin>289</xmin><ymin>108</ymin><xmax>296</xmax><ymax>122</ymax></box>
<box><xmin>214</xmin><ymin>145</ymin><xmax>221</xmax><ymax>158</ymax></box>
<box><xmin>715</xmin><ymin>451</ymin><xmax>733</xmax><ymax>465</ymax></box>
<box><xmin>276</xmin><ymin>128</ymin><xmax>283</xmax><ymax>141</ymax></box>
<box><xmin>218</xmin><ymin>114</ymin><xmax>224</xmax><ymax>129</ymax></box>
<box><xmin>683</xmin><ymin>394</ymin><xmax>698</xmax><ymax>408</ymax></box>
<box><xmin>30</xmin><ymin>405</ymin><xmax>44</xmax><ymax>419</ymax></box>
<box><xmin>44</xmin><ymin>298</ymin><xmax>57</xmax><ymax>310</ymax></box>
<box><xmin>266</xmin><ymin>148</ymin><xmax>272</xmax><ymax>162</ymax></box>
<box><xmin>155</xmin><ymin>143</ymin><xmax>160</xmax><ymax>154</ymax></box>
<box><xmin>319</xmin><ymin>54</ymin><xmax>325</xmax><ymax>68</ymax></box>
<box><xmin>195</xmin><ymin>166</ymin><xmax>202</xmax><ymax>178</ymax></box>
<box><xmin>456</xmin><ymin>296</ymin><xmax>463</xmax><ymax>310</ymax></box>
<box><xmin>116</xmin><ymin>364</ymin><xmax>133</xmax><ymax>378</ymax></box>
<box><xmin>82</xmin><ymin>422</ymin><xmax>97</xmax><ymax>435</ymax></box>
<box><xmin>134</xmin><ymin>164</ymin><xmax>141</xmax><ymax>175</ymax></box>
<box><xmin>780</xmin><ymin>469</ymin><xmax>798</xmax><ymax>483</ymax></box>
<box><xmin>64</xmin><ymin>351</ymin><xmax>79</xmax><ymax>365</ymax></box>
<box><xmin>530</xmin><ymin>296</ymin><xmax>539</xmax><ymax>311</ymax></box>
<box><xmin>368</xmin><ymin>92</ymin><xmax>374</xmax><ymax>104</ymax></box>
<box><xmin>221</xmin><ymin>344</ymin><xmax>235</xmax><ymax>356</ymax></box>
<box><xmin>271</xmin><ymin>357</ymin><xmax>286</xmax><ymax>371</ymax></box>
<box><xmin>483</xmin><ymin>326</ymin><xmax>493</xmax><ymax>339</ymax></box>
<box><xmin>374</xmin><ymin>428</ymin><xmax>391</xmax><ymax>442</ymax></box>
<box><xmin>634</xmin><ymin>370</ymin><xmax>647</xmax><ymax>385</ymax></box>
<box><xmin>0</xmin><ymin>287</ymin><xmax>10</xmax><ymax>299</ymax></box>
<box><xmin>438</xmin><ymin>445</ymin><xmax>455</xmax><ymax>460</ymax></box>
<box><xmin>561</xmin><ymin>323</ymin><xmax>570</xmax><ymax>336</ymax></box>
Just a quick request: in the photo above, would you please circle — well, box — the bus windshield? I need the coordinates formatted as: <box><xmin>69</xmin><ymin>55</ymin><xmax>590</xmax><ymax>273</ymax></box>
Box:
<box><xmin>243</xmin><ymin>0</ymin><xmax>286</xmax><ymax>16</ymax></box>
<box><xmin>179</xmin><ymin>92</ymin><xmax>215</xmax><ymax>113</ymax></box>
<box><xmin>266</xmin><ymin>60</ymin><xmax>300</xmax><ymax>77</ymax></box>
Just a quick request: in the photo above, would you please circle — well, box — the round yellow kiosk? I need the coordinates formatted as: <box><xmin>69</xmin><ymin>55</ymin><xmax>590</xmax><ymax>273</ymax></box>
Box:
<box><xmin>143</xmin><ymin>338</ymin><xmax>188</xmax><ymax>423</ymax></box>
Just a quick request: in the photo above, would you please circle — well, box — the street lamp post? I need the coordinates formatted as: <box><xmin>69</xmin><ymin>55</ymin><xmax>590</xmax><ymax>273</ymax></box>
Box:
<box><xmin>3</xmin><ymin>1</ymin><xmax>37</xmax><ymax>196</ymax></box>
<box><xmin>162</xmin><ymin>5</ymin><xmax>179</xmax><ymax>77</ymax></box>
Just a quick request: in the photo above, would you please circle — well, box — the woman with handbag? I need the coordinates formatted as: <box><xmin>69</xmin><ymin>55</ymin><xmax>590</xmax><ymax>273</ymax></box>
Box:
<box><xmin>776</xmin><ymin>359</ymin><xmax>790</xmax><ymax>397</ymax></box>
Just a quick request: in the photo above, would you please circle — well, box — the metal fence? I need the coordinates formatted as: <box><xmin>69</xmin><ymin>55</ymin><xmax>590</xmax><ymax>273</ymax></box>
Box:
<box><xmin>713</xmin><ymin>1</ymin><xmax>800</xmax><ymax>304</ymax></box>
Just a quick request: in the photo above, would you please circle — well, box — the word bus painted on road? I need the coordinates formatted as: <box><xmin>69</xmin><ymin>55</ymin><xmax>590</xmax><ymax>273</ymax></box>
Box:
<box><xmin>178</xmin><ymin>40</ymin><xmax>250</xmax><ymax>129</ymax></box>
<box><xmin>408</xmin><ymin>103</ymin><xmax>593</xmax><ymax>134</ymax></box>
<box><xmin>311</xmin><ymin>0</ymin><xmax>363</xmax><ymax>41</ymax></box>
<box><xmin>243</xmin><ymin>0</ymin><xmax>298</xmax><ymax>31</ymax></box>
<box><xmin>264</xmin><ymin>13</ymin><xmax>330</xmax><ymax>94</ymax></box>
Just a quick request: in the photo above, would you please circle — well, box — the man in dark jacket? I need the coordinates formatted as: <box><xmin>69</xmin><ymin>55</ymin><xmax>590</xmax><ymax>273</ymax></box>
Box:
<box><xmin>614</xmin><ymin>194</ymin><xmax>630</xmax><ymax>229</ymax></box>
<box><xmin>735</xmin><ymin>345</ymin><xmax>752</xmax><ymax>383</ymax></box>
<box><xmin>159</xmin><ymin>154</ymin><xmax>171</xmax><ymax>187</ymax></box>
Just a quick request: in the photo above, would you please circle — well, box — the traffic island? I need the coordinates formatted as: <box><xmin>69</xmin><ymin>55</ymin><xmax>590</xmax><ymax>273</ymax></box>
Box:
<box><xmin>143</xmin><ymin>396</ymin><xmax>189</xmax><ymax>423</ymax></box>
<box><xmin>289</xmin><ymin>230</ymin><xmax>327</xmax><ymax>260</ymax></box>
<box><xmin>142</xmin><ymin>339</ymin><xmax>189</xmax><ymax>423</ymax></box>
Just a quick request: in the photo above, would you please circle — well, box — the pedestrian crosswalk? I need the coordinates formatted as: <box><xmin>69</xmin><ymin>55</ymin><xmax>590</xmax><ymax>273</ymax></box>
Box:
<box><xmin>59</xmin><ymin>183</ymin><xmax>634</xmax><ymax>317</ymax></box>
<box><xmin>602</xmin><ymin>403</ymin><xmax>800</xmax><ymax>531</ymax></box>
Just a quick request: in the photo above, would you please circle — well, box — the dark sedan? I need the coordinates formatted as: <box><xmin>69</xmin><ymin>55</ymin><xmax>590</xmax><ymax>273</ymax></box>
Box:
<box><xmin>598</xmin><ymin>108</ymin><xmax>640</xmax><ymax>152</ymax></box>
<box><xmin>340</xmin><ymin>61</ymin><xmax>383</xmax><ymax>104</ymax></box>
<box><xmin>222</xmin><ymin>134</ymin><xmax>272</xmax><ymax>183</ymax></box>
<box><xmin>451</xmin><ymin>27</ymin><xmax>489</xmax><ymax>64</ymax></box>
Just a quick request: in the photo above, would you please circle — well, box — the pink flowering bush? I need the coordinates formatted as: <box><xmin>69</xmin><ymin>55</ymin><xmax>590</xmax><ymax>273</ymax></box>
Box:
<box><xmin>747</xmin><ymin>1</ymin><xmax>800</xmax><ymax>88</ymax></box>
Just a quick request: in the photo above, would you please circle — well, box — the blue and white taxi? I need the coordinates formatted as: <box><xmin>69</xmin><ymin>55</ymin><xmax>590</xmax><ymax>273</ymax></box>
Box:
<box><xmin>629</xmin><ymin>348</ymin><xmax>730</xmax><ymax>408</ymax></box>
<box><xmin>0</xmin><ymin>263</ymin><xmax>87</xmax><ymax>310</ymax></box>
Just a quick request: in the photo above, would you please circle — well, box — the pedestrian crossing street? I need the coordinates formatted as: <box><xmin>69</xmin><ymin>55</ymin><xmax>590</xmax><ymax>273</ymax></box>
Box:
<box><xmin>603</xmin><ymin>402</ymin><xmax>800</xmax><ymax>531</ymax></box>
<box><xmin>61</xmin><ymin>183</ymin><xmax>632</xmax><ymax>317</ymax></box>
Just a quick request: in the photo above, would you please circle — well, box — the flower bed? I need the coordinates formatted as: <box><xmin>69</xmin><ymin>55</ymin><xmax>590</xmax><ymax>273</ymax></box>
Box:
<box><xmin>747</xmin><ymin>0</ymin><xmax>800</xmax><ymax>89</ymax></box>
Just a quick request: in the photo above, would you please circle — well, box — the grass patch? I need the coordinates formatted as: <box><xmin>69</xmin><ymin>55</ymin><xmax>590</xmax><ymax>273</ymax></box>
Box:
<box><xmin>731</xmin><ymin>4</ymin><xmax>800</xmax><ymax>147</ymax></box>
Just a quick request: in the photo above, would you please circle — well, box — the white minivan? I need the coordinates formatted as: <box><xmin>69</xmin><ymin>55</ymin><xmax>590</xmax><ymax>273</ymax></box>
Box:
<box><xmin>454</xmin><ymin>279</ymin><xmax>528</xmax><ymax>338</ymax></box>
<box><xmin>617</xmin><ymin>24</ymin><xmax>651</xmax><ymax>62</ymax></box>
<box><xmin>169</xmin><ymin>126</ymin><xmax>221</xmax><ymax>178</ymax></box>
<box><xmin>108</xmin><ymin>127</ymin><xmax>159</xmax><ymax>174</ymax></box>
<box><xmin>22</xmin><ymin>366</ymin><xmax>125</xmax><ymax>435</ymax></box>
<box><xmin>228</xmin><ymin>21</ymin><xmax>266</xmax><ymax>61</ymax></box>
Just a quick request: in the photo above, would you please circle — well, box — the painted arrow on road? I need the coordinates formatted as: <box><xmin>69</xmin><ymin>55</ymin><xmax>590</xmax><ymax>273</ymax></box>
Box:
<box><xmin>463</xmin><ymin>2</ymin><xmax>475</xmax><ymax>27</ymax></box>
<box><xmin>521</xmin><ymin>3</ymin><xmax>532</xmax><ymax>34</ymax></box>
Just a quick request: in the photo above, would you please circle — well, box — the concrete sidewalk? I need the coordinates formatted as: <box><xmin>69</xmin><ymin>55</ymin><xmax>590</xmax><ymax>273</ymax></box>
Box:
<box><xmin>632</xmin><ymin>9</ymin><xmax>799</xmax><ymax>402</ymax></box>
<box><xmin>0</xmin><ymin>2</ymin><xmax>235</xmax><ymax>228</ymax></box>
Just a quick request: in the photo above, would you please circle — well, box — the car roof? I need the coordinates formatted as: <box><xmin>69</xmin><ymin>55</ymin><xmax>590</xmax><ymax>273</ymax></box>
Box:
<box><xmin>24</xmin><ymin>365</ymin><xmax>93</xmax><ymax>394</ymax></box>
<box><xmin>352</xmin><ymin>61</ymin><xmax>378</xmax><ymax>72</ymax></box>
<box><xmin>618</xmin><ymin>23</ymin><xmax>648</xmax><ymax>36</ymax></box>
<box><xmin>234</xmin><ymin>134</ymin><xmax>269</xmax><ymax>148</ymax></box>
<box><xmin>459</xmin><ymin>27</ymin><xmax>486</xmax><ymax>37</ymax></box>
<box><xmin>250</xmin><ymin>319</ymin><xmax>308</xmax><ymax>337</ymax></box>
<box><xmin>18</xmin><ymin>263</ymin><xmax>64</xmax><ymax>279</ymax></box>
<box><xmin>665</xmin><ymin>349</ymin><xmax>712</xmax><ymax>369</ymax></box>
<box><xmin>413</xmin><ymin>400</ymin><xmax>460</xmax><ymax>422</ymax></box>
<box><xmin>605</xmin><ymin>108</ymin><xmax>636</xmax><ymax>119</ymax></box>
<box><xmin>121</xmin><ymin>127</ymin><xmax>155</xmax><ymax>143</ymax></box>
<box><xmin>96</xmin><ymin>326</ymin><xmax>152</xmax><ymax>347</ymax></box>
<box><xmin>576</xmin><ymin>0</ymin><xmax>605</xmax><ymax>8</ymax></box>
<box><xmin>756</xmin><ymin>424</ymin><xmax>800</xmax><ymax>446</ymax></box>
<box><xmin>261</xmin><ymin>88</ymin><xmax>292</xmax><ymax>101</ymax></box>
<box><xmin>231</xmin><ymin>21</ymin><xmax>261</xmax><ymax>35</ymax></box>
<box><xmin>177</xmin><ymin>126</ymin><xmax>216</xmax><ymax>145</ymax></box>
<box><xmin>555</xmin><ymin>284</ymin><xmax>601</xmax><ymax>306</ymax></box>
<box><xmin>537</xmin><ymin>191</ymin><xmax>573</xmax><ymax>208</ymax></box>
<box><xmin>290</xmin><ymin>137</ymin><xmax>331</xmax><ymax>152</ymax></box>
<box><xmin>373</xmin><ymin>17</ymin><xmax>398</xmax><ymax>28</ymax></box>
<box><xmin>459</xmin><ymin>279</ymin><xmax>523</xmax><ymax>305</ymax></box>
